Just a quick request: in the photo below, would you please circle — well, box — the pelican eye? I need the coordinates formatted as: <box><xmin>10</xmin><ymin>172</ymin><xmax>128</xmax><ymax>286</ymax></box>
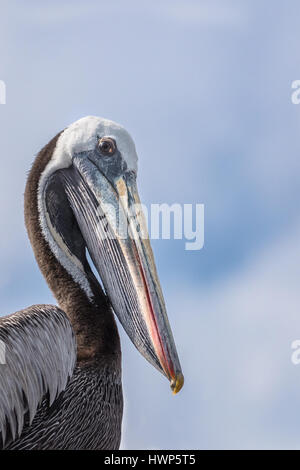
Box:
<box><xmin>98</xmin><ymin>137</ymin><xmax>116</xmax><ymax>156</ymax></box>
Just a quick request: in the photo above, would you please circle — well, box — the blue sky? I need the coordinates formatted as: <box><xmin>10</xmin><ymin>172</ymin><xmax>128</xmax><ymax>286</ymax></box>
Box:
<box><xmin>1</xmin><ymin>0</ymin><xmax>300</xmax><ymax>449</ymax></box>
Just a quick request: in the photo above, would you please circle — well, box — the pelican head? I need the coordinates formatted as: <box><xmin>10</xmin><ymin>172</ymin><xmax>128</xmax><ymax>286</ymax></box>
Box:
<box><xmin>38</xmin><ymin>116</ymin><xmax>183</xmax><ymax>394</ymax></box>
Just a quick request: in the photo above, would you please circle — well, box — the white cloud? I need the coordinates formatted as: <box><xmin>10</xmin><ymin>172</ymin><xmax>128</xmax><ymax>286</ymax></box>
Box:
<box><xmin>163</xmin><ymin>1</ymin><xmax>248</xmax><ymax>28</ymax></box>
<box><xmin>121</xmin><ymin>221</ymin><xmax>300</xmax><ymax>449</ymax></box>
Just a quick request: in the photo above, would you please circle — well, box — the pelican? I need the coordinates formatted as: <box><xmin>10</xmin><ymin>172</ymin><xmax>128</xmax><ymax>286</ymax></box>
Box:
<box><xmin>0</xmin><ymin>116</ymin><xmax>183</xmax><ymax>450</ymax></box>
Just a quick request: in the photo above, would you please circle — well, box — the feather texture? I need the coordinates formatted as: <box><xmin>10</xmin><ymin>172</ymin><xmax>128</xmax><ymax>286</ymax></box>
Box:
<box><xmin>5</xmin><ymin>362</ymin><xmax>123</xmax><ymax>450</ymax></box>
<box><xmin>0</xmin><ymin>305</ymin><xmax>76</xmax><ymax>447</ymax></box>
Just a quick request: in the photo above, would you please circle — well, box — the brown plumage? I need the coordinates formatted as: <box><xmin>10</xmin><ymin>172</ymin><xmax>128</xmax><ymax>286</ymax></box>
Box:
<box><xmin>1</xmin><ymin>132</ymin><xmax>123</xmax><ymax>450</ymax></box>
<box><xmin>0</xmin><ymin>116</ymin><xmax>183</xmax><ymax>450</ymax></box>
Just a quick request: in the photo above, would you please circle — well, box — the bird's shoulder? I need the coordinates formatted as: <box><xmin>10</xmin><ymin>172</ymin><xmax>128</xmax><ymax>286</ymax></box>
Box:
<box><xmin>0</xmin><ymin>304</ymin><xmax>76</xmax><ymax>447</ymax></box>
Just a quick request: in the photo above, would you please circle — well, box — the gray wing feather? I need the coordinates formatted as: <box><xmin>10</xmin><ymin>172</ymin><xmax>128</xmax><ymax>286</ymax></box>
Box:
<box><xmin>0</xmin><ymin>305</ymin><xmax>76</xmax><ymax>445</ymax></box>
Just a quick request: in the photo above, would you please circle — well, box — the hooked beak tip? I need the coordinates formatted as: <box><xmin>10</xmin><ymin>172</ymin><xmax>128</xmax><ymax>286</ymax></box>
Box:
<box><xmin>170</xmin><ymin>372</ymin><xmax>184</xmax><ymax>395</ymax></box>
